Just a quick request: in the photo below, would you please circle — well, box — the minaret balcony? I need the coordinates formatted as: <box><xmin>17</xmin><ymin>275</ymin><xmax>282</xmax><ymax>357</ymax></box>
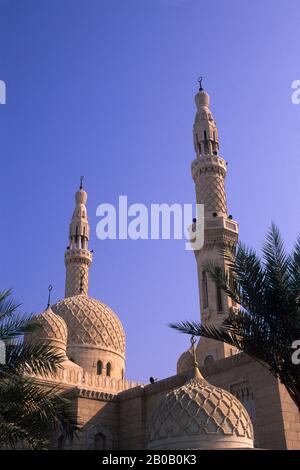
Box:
<box><xmin>191</xmin><ymin>156</ymin><xmax>227</xmax><ymax>180</ymax></box>
<box><xmin>64</xmin><ymin>248</ymin><xmax>93</xmax><ymax>264</ymax></box>
<box><xmin>205</xmin><ymin>216</ymin><xmax>238</xmax><ymax>234</ymax></box>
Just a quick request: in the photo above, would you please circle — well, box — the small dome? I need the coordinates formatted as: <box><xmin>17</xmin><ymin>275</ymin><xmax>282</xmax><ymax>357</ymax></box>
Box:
<box><xmin>27</xmin><ymin>307</ymin><xmax>68</xmax><ymax>353</ymax></box>
<box><xmin>148</xmin><ymin>370</ymin><xmax>253</xmax><ymax>450</ymax></box>
<box><xmin>52</xmin><ymin>295</ymin><xmax>125</xmax><ymax>356</ymax></box>
<box><xmin>177</xmin><ymin>347</ymin><xmax>194</xmax><ymax>374</ymax></box>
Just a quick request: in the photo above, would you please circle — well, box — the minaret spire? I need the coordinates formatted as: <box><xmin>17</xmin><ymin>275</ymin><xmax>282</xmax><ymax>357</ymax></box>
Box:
<box><xmin>64</xmin><ymin>181</ymin><xmax>93</xmax><ymax>297</ymax></box>
<box><xmin>191</xmin><ymin>83</ymin><xmax>239</xmax><ymax>365</ymax></box>
<box><xmin>192</xmin><ymin>83</ymin><xmax>227</xmax><ymax>216</ymax></box>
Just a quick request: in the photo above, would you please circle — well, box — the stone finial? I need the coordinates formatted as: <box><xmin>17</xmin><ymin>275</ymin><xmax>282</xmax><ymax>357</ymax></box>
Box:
<box><xmin>190</xmin><ymin>335</ymin><xmax>204</xmax><ymax>380</ymax></box>
<box><xmin>47</xmin><ymin>284</ymin><xmax>53</xmax><ymax>309</ymax></box>
<box><xmin>198</xmin><ymin>76</ymin><xmax>204</xmax><ymax>91</ymax></box>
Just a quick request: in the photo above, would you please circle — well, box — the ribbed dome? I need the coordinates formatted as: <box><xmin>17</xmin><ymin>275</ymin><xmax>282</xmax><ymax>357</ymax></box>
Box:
<box><xmin>27</xmin><ymin>307</ymin><xmax>68</xmax><ymax>353</ymax></box>
<box><xmin>177</xmin><ymin>347</ymin><xmax>194</xmax><ymax>375</ymax></box>
<box><xmin>148</xmin><ymin>373</ymin><xmax>253</xmax><ymax>450</ymax></box>
<box><xmin>52</xmin><ymin>295</ymin><xmax>125</xmax><ymax>356</ymax></box>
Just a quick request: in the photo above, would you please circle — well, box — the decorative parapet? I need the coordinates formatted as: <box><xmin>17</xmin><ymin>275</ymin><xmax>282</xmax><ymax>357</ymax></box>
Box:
<box><xmin>34</xmin><ymin>368</ymin><xmax>141</xmax><ymax>394</ymax></box>
<box><xmin>117</xmin><ymin>373</ymin><xmax>188</xmax><ymax>401</ymax></box>
<box><xmin>205</xmin><ymin>217</ymin><xmax>238</xmax><ymax>233</ymax></box>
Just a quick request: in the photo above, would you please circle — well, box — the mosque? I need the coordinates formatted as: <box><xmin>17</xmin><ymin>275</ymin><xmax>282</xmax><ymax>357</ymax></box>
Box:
<box><xmin>27</xmin><ymin>84</ymin><xmax>300</xmax><ymax>450</ymax></box>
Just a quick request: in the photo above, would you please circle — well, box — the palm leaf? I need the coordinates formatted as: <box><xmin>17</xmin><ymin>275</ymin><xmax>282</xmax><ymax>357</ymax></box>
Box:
<box><xmin>170</xmin><ymin>224</ymin><xmax>300</xmax><ymax>413</ymax></box>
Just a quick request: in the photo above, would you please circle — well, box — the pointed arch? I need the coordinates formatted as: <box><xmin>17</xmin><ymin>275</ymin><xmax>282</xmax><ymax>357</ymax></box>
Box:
<box><xmin>106</xmin><ymin>362</ymin><xmax>111</xmax><ymax>377</ymax></box>
<box><xmin>97</xmin><ymin>360</ymin><xmax>103</xmax><ymax>375</ymax></box>
<box><xmin>202</xmin><ymin>270</ymin><xmax>209</xmax><ymax>309</ymax></box>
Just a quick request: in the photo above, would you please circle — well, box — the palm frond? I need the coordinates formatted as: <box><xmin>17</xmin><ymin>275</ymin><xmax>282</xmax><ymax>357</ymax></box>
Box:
<box><xmin>0</xmin><ymin>312</ymin><xmax>39</xmax><ymax>341</ymax></box>
<box><xmin>2</xmin><ymin>340</ymin><xmax>64</xmax><ymax>377</ymax></box>
<box><xmin>170</xmin><ymin>225</ymin><xmax>300</xmax><ymax>413</ymax></box>
<box><xmin>0</xmin><ymin>374</ymin><xmax>79</xmax><ymax>448</ymax></box>
<box><xmin>0</xmin><ymin>289</ymin><xmax>79</xmax><ymax>449</ymax></box>
<box><xmin>0</xmin><ymin>289</ymin><xmax>21</xmax><ymax>321</ymax></box>
<box><xmin>262</xmin><ymin>223</ymin><xmax>292</xmax><ymax>311</ymax></box>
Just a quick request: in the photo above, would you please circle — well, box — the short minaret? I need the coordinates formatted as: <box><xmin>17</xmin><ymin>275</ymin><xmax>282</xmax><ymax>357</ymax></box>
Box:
<box><xmin>191</xmin><ymin>79</ymin><xmax>239</xmax><ymax>365</ymax></box>
<box><xmin>64</xmin><ymin>178</ymin><xmax>93</xmax><ymax>297</ymax></box>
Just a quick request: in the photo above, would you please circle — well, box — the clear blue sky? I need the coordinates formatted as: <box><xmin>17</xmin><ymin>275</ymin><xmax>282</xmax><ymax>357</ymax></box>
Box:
<box><xmin>0</xmin><ymin>0</ymin><xmax>299</xmax><ymax>382</ymax></box>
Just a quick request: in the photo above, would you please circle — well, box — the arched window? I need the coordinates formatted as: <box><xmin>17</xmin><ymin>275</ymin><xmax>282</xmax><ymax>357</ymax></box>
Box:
<box><xmin>216</xmin><ymin>283</ymin><xmax>223</xmax><ymax>312</ymax></box>
<box><xmin>204</xmin><ymin>355</ymin><xmax>214</xmax><ymax>367</ymax></box>
<box><xmin>97</xmin><ymin>360</ymin><xmax>103</xmax><ymax>375</ymax></box>
<box><xmin>106</xmin><ymin>362</ymin><xmax>111</xmax><ymax>377</ymax></box>
<box><xmin>202</xmin><ymin>271</ymin><xmax>209</xmax><ymax>309</ymax></box>
<box><xmin>94</xmin><ymin>432</ymin><xmax>106</xmax><ymax>450</ymax></box>
<box><xmin>230</xmin><ymin>380</ymin><xmax>257</xmax><ymax>446</ymax></box>
<box><xmin>121</xmin><ymin>368</ymin><xmax>124</xmax><ymax>380</ymax></box>
<box><xmin>58</xmin><ymin>435</ymin><xmax>65</xmax><ymax>450</ymax></box>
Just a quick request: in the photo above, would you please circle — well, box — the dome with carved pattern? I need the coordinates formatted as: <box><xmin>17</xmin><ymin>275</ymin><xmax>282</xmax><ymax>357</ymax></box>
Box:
<box><xmin>148</xmin><ymin>370</ymin><xmax>254</xmax><ymax>450</ymax></box>
<box><xmin>177</xmin><ymin>346</ymin><xmax>194</xmax><ymax>375</ymax></box>
<box><xmin>52</xmin><ymin>294</ymin><xmax>125</xmax><ymax>356</ymax></box>
<box><xmin>26</xmin><ymin>306</ymin><xmax>68</xmax><ymax>353</ymax></box>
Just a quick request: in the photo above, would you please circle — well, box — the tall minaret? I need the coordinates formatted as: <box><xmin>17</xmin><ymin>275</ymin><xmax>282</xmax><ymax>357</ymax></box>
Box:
<box><xmin>64</xmin><ymin>178</ymin><xmax>93</xmax><ymax>297</ymax></box>
<box><xmin>191</xmin><ymin>79</ymin><xmax>239</xmax><ymax>365</ymax></box>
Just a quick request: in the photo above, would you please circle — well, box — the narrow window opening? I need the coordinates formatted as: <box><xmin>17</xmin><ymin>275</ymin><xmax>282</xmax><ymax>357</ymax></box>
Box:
<box><xmin>202</xmin><ymin>271</ymin><xmax>209</xmax><ymax>309</ymax></box>
<box><xmin>94</xmin><ymin>432</ymin><xmax>106</xmax><ymax>450</ymax></box>
<box><xmin>58</xmin><ymin>435</ymin><xmax>65</xmax><ymax>450</ymax></box>
<box><xmin>216</xmin><ymin>284</ymin><xmax>223</xmax><ymax>312</ymax></box>
<box><xmin>97</xmin><ymin>360</ymin><xmax>103</xmax><ymax>375</ymax></box>
<box><xmin>204</xmin><ymin>355</ymin><xmax>214</xmax><ymax>366</ymax></box>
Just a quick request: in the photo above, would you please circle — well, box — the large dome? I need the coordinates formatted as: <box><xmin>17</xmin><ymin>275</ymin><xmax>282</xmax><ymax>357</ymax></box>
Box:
<box><xmin>148</xmin><ymin>371</ymin><xmax>253</xmax><ymax>450</ymax></box>
<box><xmin>52</xmin><ymin>294</ymin><xmax>126</xmax><ymax>378</ymax></box>
<box><xmin>52</xmin><ymin>294</ymin><xmax>125</xmax><ymax>356</ymax></box>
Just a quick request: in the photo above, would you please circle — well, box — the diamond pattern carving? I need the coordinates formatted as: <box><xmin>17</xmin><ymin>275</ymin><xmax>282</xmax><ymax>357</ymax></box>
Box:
<box><xmin>32</xmin><ymin>308</ymin><xmax>68</xmax><ymax>343</ymax></box>
<box><xmin>27</xmin><ymin>308</ymin><xmax>68</xmax><ymax>354</ymax></box>
<box><xmin>149</xmin><ymin>378</ymin><xmax>253</xmax><ymax>444</ymax></box>
<box><xmin>197</xmin><ymin>173</ymin><xmax>227</xmax><ymax>213</ymax></box>
<box><xmin>52</xmin><ymin>295</ymin><xmax>125</xmax><ymax>355</ymax></box>
<box><xmin>65</xmin><ymin>263</ymin><xmax>89</xmax><ymax>297</ymax></box>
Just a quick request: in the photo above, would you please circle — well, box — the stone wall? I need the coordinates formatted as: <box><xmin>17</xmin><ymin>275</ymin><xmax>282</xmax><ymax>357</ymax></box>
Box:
<box><xmin>49</xmin><ymin>353</ymin><xmax>300</xmax><ymax>450</ymax></box>
<box><xmin>116</xmin><ymin>353</ymin><xmax>300</xmax><ymax>450</ymax></box>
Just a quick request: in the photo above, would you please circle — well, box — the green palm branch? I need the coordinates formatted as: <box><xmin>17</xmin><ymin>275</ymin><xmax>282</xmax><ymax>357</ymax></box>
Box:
<box><xmin>170</xmin><ymin>224</ymin><xmax>300</xmax><ymax>411</ymax></box>
<box><xmin>0</xmin><ymin>290</ymin><xmax>80</xmax><ymax>449</ymax></box>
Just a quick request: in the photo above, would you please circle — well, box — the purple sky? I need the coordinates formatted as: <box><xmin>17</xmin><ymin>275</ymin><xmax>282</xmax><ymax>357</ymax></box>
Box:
<box><xmin>0</xmin><ymin>0</ymin><xmax>299</xmax><ymax>383</ymax></box>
